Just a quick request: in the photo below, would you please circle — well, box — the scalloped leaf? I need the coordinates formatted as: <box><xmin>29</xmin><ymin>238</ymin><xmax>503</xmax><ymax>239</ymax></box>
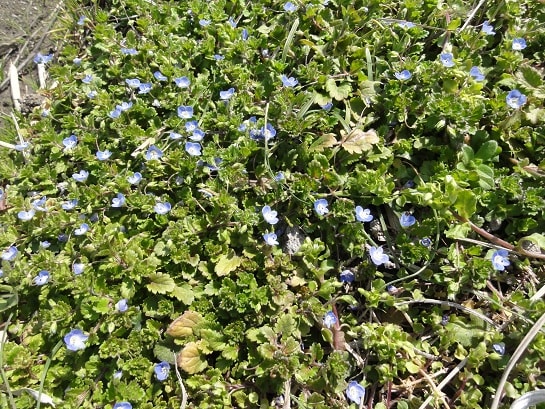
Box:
<box><xmin>171</xmin><ymin>284</ymin><xmax>195</xmax><ymax>305</ymax></box>
<box><xmin>177</xmin><ymin>341</ymin><xmax>208</xmax><ymax>374</ymax></box>
<box><xmin>339</xmin><ymin>129</ymin><xmax>379</xmax><ymax>154</ymax></box>
<box><xmin>214</xmin><ymin>251</ymin><xmax>242</xmax><ymax>276</ymax></box>
<box><xmin>147</xmin><ymin>272</ymin><xmax>175</xmax><ymax>294</ymax></box>
<box><xmin>167</xmin><ymin>310</ymin><xmax>204</xmax><ymax>338</ymax></box>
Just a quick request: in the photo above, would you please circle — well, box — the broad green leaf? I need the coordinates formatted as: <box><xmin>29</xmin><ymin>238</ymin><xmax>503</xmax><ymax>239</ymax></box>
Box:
<box><xmin>147</xmin><ymin>272</ymin><xmax>175</xmax><ymax>294</ymax></box>
<box><xmin>454</xmin><ymin>190</ymin><xmax>477</xmax><ymax>219</ymax></box>
<box><xmin>476</xmin><ymin>164</ymin><xmax>495</xmax><ymax>190</ymax></box>
<box><xmin>275</xmin><ymin>314</ymin><xmax>297</xmax><ymax>338</ymax></box>
<box><xmin>167</xmin><ymin>310</ymin><xmax>204</xmax><ymax>338</ymax></box>
<box><xmin>518</xmin><ymin>233</ymin><xmax>545</xmax><ymax>252</ymax></box>
<box><xmin>519</xmin><ymin>65</ymin><xmax>543</xmax><ymax>87</ymax></box>
<box><xmin>171</xmin><ymin>284</ymin><xmax>195</xmax><ymax>305</ymax></box>
<box><xmin>153</xmin><ymin>344</ymin><xmax>177</xmax><ymax>364</ymax></box>
<box><xmin>177</xmin><ymin>341</ymin><xmax>208</xmax><ymax>374</ymax></box>
<box><xmin>339</xmin><ymin>129</ymin><xmax>379</xmax><ymax>154</ymax></box>
<box><xmin>214</xmin><ymin>251</ymin><xmax>242</xmax><ymax>276</ymax></box>
<box><xmin>325</xmin><ymin>79</ymin><xmax>351</xmax><ymax>101</ymax></box>
<box><xmin>460</xmin><ymin>145</ymin><xmax>474</xmax><ymax>164</ymax></box>
<box><xmin>405</xmin><ymin>361</ymin><xmax>421</xmax><ymax>374</ymax></box>
<box><xmin>474</xmin><ymin>140</ymin><xmax>499</xmax><ymax>161</ymax></box>
<box><xmin>308</xmin><ymin>134</ymin><xmax>337</xmax><ymax>152</ymax></box>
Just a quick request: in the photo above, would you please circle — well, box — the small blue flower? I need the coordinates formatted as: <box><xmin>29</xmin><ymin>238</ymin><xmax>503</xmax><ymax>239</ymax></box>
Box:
<box><xmin>492</xmin><ymin>342</ymin><xmax>505</xmax><ymax>355</ymax></box>
<box><xmin>33</xmin><ymin>270</ymin><xmax>50</xmax><ymax>286</ymax></box>
<box><xmin>154</xmin><ymin>71</ymin><xmax>167</xmax><ymax>81</ymax></box>
<box><xmin>72</xmin><ymin>170</ymin><xmax>89</xmax><ymax>182</ymax></box>
<box><xmin>346</xmin><ymin>381</ymin><xmax>366</xmax><ymax>405</ymax></box>
<box><xmin>77</xmin><ymin>15</ymin><xmax>86</xmax><ymax>25</ymax></box>
<box><xmin>96</xmin><ymin>150</ymin><xmax>112</xmax><ymax>161</ymax></box>
<box><xmin>154</xmin><ymin>201</ymin><xmax>172</xmax><ymax>215</ymax></box>
<box><xmin>64</xmin><ymin>329</ymin><xmax>89</xmax><ymax>351</ymax></box>
<box><xmin>58</xmin><ymin>233</ymin><xmax>69</xmax><ymax>243</ymax></box>
<box><xmin>263</xmin><ymin>233</ymin><xmax>279</xmax><ymax>246</ymax></box>
<box><xmin>74</xmin><ymin>223</ymin><xmax>90</xmax><ymax>236</ymax></box>
<box><xmin>439</xmin><ymin>52</ymin><xmax>455</xmax><ymax>67</ymax></box>
<box><xmin>262</xmin><ymin>205</ymin><xmax>279</xmax><ymax>225</ymax></box>
<box><xmin>127</xmin><ymin>172</ymin><xmax>142</xmax><ymax>185</ymax></box>
<box><xmin>120</xmin><ymin>47</ymin><xmax>137</xmax><ymax>55</ymax></box>
<box><xmin>284</xmin><ymin>1</ymin><xmax>298</xmax><ymax>12</ymax></box>
<box><xmin>469</xmin><ymin>66</ymin><xmax>485</xmax><ymax>81</ymax></box>
<box><xmin>228</xmin><ymin>17</ymin><xmax>237</xmax><ymax>27</ymax></box>
<box><xmin>199</xmin><ymin>19</ymin><xmax>211</xmax><ymax>26</ymax></box>
<box><xmin>397</xmin><ymin>21</ymin><xmax>415</xmax><ymax>29</ymax></box>
<box><xmin>169</xmin><ymin>131</ymin><xmax>183</xmax><ymax>140</ymax></box>
<box><xmin>73</xmin><ymin>57</ymin><xmax>82</xmax><ymax>65</ymax></box>
<box><xmin>214</xmin><ymin>54</ymin><xmax>225</xmax><ymax>61</ymax></box>
<box><xmin>491</xmin><ymin>249</ymin><xmax>510</xmax><ymax>271</ymax></box>
<box><xmin>177</xmin><ymin>105</ymin><xmax>194</xmax><ymax>119</ymax></box>
<box><xmin>369</xmin><ymin>246</ymin><xmax>390</xmax><ymax>266</ymax></box>
<box><xmin>113</xmin><ymin>403</ymin><xmax>132</xmax><ymax>409</ymax></box>
<box><xmin>14</xmin><ymin>142</ymin><xmax>30</xmax><ymax>151</ymax></box>
<box><xmin>281</xmin><ymin>75</ymin><xmax>298</xmax><ymax>87</ymax></box>
<box><xmin>116</xmin><ymin>299</ymin><xmax>128</xmax><ymax>312</ymax></box>
<box><xmin>241</xmin><ymin>29</ymin><xmax>249</xmax><ymax>41</ymax></box>
<box><xmin>275</xmin><ymin>172</ymin><xmax>285</xmax><ymax>181</ymax></box>
<box><xmin>185</xmin><ymin>142</ymin><xmax>202</xmax><ymax>156</ymax></box>
<box><xmin>399</xmin><ymin>212</ymin><xmax>416</xmax><ymax>227</ymax></box>
<box><xmin>481</xmin><ymin>21</ymin><xmax>495</xmax><ymax>35</ymax></box>
<box><xmin>18</xmin><ymin>209</ymin><xmax>36</xmax><ymax>221</ymax></box>
<box><xmin>154</xmin><ymin>361</ymin><xmax>171</xmax><ymax>381</ymax></box>
<box><xmin>506</xmin><ymin>89</ymin><xmax>527</xmax><ymax>109</ymax></box>
<box><xmin>63</xmin><ymin>135</ymin><xmax>78</xmax><ymax>150</ymax></box>
<box><xmin>117</xmin><ymin>101</ymin><xmax>133</xmax><ymax>111</ymax></box>
<box><xmin>420</xmin><ymin>237</ymin><xmax>432</xmax><ymax>247</ymax></box>
<box><xmin>512</xmin><ymin>38</ymin><xmax>527</xmax><ymax>51</ymax></box>
<box><xmin>323</xmin><ymin>311</ymin><xmax>337</xmax><ymax>329</ymax></box>
<box><xmin>33</xmin><ymin>53</ymin><xmax>53</xmax><ymax>64</ymax></box>
<box><xmin>113</xmin><ymin>370</ymin><xmax>123</xmax><ymax>380</ymax></box>
<box><xmin>320</xmin><ymin>102</ymin><xmax>333</xmax><ymax>111</ymax></box>
<box><xmin>355</xmin><ymin>206</ymin><xmax>373</xmax><ymax>222</ymax></box>
<box><xmin>386</xmin><ymin>284</ymin><xmax>398</xmax><ymax>295</ymax></box>
<box><xmin>73</xmin><ymin>263</ymin><xmax>85</xmax><ymax>275</ymax></box>
<box><xmin>394</xmin><ymin>70</ymin><xmax>412</xmax><ymax>80</ymax></box>
<box><xmin>138</xmin><ymin>83</ymin><xmax>152</xmax><ymax>94</ymax></box>
<box><xmin>88</xmin><ymin>90</ymin><xmax>97</xmax><ymax>98</ymax></box>
<box><xmin>314</xmin><ymin>199</ymin><xmax>329</xmax><ymax>216</ymax></box>
<box><xmin>145</xmin><ymin>145</ymin><xmax>163</xmax><ymax>161</ymax></box>
<box><xmin>1</xmin><ymin>246</ymin><xmax>18</xmax><ymax>261</ymax></box>
<box><xmin>109</xmin><ymin>107</ymin><xmax>122</xmax><ymax>119</ymax></box>
<box><xmin>82</xmin><ymin>74</ymin><xmax>93</xmax><ymax>84</ymax></box>
<box><xmin>259</xmin><ymin>123</ymin><xmax>276</xmax><ymax>141</ymax></box>
<box><xmin>340</xmin><ymin>270</ymin><xmax>355</xmax><ymax>283</ymax></box>
<box><xmin>190</xmin><ymin>129</ymin><xmax>205</xmax><ymax>142</ymax></box>
<box><xmin>40</xmin><ymin>241</ymin><xmax>51</xmax><ymax>249</ymax></box>
<box><xmin>185</xmin><ymin>120</ymin><xmax>198</xmax><ymax>133</ymax></box>
<box><xmin>220</xmin><ymin>87</ymin><xmax>235</xmax><ymax>100</ymax></box>
<box><xmin>32</xmin><ymin>196</ymin><xmax>47</xmax><ymax>211</ymax></box>
<box><xmin>174</xmin><ymin>76</ymin><xmax>191</xmax><ymax>88</ymax></box>
<box><xmin>112</xmin><ymin>193</ymin><xmax>126</xmax><ymax>208</ymax></box>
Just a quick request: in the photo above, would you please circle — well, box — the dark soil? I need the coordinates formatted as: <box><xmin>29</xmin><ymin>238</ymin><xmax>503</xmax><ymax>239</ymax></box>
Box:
<box><xmin>0</xmin><ymin>0</ymin><xmax>60</xmax><ymax>131</ymax></box>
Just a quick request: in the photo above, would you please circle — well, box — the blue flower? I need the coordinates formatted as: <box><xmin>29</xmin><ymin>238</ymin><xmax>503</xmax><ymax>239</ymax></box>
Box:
<box><xmin>512</xmin><ymin>38</ymin><xmax>527</xmax><ymax>51</ymax></box>
<box><xmin>63</xmin><ymin>134</ymin><xmax>78</xmax><ymax>150</ymax></box>
<box><xmin>314</xmin><ymin>199</ymin><xmax>329</xmax><ymax>216</ymax></box>
<box><xmin>73</xmin><ymin>263</ymin><xmax>85</xmax><ymax>275</ymax></box>
<box><xmin>259</xmin><ymin>123</ymin><xmax>276</xmax><ymax>141</ymax></box>
<box><xmin>40</xmin><ymin>241</ymin><xmax>51</xmax><ymax>249</ymax></box>
<box><xmin>506</xmin><ymin>89</ymin><xmax>527</xmax><ymax>109</ymax></box>
<box><xmin>420</xmin><ymin>237</ymin><xmax>432</xmax><ymax>247</ymax></box>
<box><xmin>491</xmin><ymin>249</ymin><xmax>510</xmax><ymax>271</ymax></box>
<box><xmin>281</xmin><ymin>75</ymin><xmax>298</xmax><ymax>87</ymax></box>
<box><xmin>88</xmin><ymin>91</ymin><xmax>97</xmax><ymax>98</ymax></box>
<box><xmin>177</xmin><ymin>105</ymin><xmax>194</xmax><ymax>119</ymax></box>
<box><xmin>74</xmin><ymin>223</ymin><xmax>89</xmax><ymax>236</ymax></box>
<box><xmin>32</xmin><ymin>197</ymin><xmax>48</xmax><ymax>212</ymax></box>
<box><xmin>112</xmin><ymin>193</ymin><xmax>126</xmax><ymax>208</ymax></box>
<box><xmin>169</xmin><ymin>131</ymin><xmax>183</xmax><ymax>140</ymax></box>
<box><xmin>185</xmin><ymin>142</ymin><xmax>202</xmax><ymax>156</ymax></box>
<box><xmin>58</xmin><ymin>233</ymin><xmax>69</xmax><ymax>243</ymax></box>
<box><xmin>15</xmin><ymin>142</ymin><xmax>30</xmax><ymax>151</ymax></box>
<box><xmin>154</xmin><ymin>201</ymin><xmax>172</xmax><ymax>215</ymax></box>
<box><xmin>145</xmin><ymin>145</ymin><xmax>163</xmax><ymax>161</ymax></box>
<box><xmin>340</xmin><ymin>270</ymin><xmax>355</xmax><ymax>283</ymax></box>
<box><xmin>397</xmin><ymin>21</ymin><xmax>415</xmax><ymax>29</ymax></box>
<box><xmin>262</xmin><ymin>205</ymin><xmax>279</xmax><ymax>225</ymax></box>
<box><xmin>386</xmin><ymin>284</ymin><xmax>398</xmax><ymax>295</ymax></box>
<box><xmin>154</xmin><ymin>361</ymin><xmax>171</xmax><ymax>381</ymax></box>
<box><xmin>154</xmin><ymin>71</ymin><xmax>167</xmax><ymax>81</ymax></box>
<box><xmin>190</xmin><ymin>129</ymin><xmax>205</xmax><ymax>141</ymax></box>
<box><xmin>96</xmin><ymin>150</ymin><xmax>112</xmax><ymax>161</ymax></box>
<box><xmin>33</xmin><ymin>270</ymin><xmax>50</xmax><ymax>286</ymax></box>
<box><xmin>62</xmin><ymin>199</ymin><xmax>78</xmax><ymax>210</ymax></box>
<box><xmin>120</xmin><ymin>47</ymin><xmax>137</xmax><ymax>55</ymax></box>
<box><xmin>117</xmin><ymin>101</ymin><xmax>133</xmax><ymax>111</ymax></box>
<box><xmin>284</xmin><ymin>1</ymin><xmax>298</xmax><ymax>12</ymax></box>
<box><xmin>174</xmin><ymin>76</ymin><xmax>191</xmax><ymax>88</ymax></box>
<box><xmin>113</xmin><ymin>403</ymin><xmax>132</xmax><ymax>409</ymax></box>
<box><xmin>355</xmin><ymin>206</ymin><xmax>373</xmax><ymax>222</ymax></box>
<box><xmin>275</xmin><ymin>172</ymin><xmax>285</xmax><ymax>181</ymax></box>
<box><xmin>73</xmin><ymin>57</ymin><xmax>82</xmax><ymax>65</ymax></box>
<box><xmin>125</xmin><ymin>78</ymin><xmax>140</xmax><ymax>88</ymax></box>
<box><xmin>113</xmin><ymin>370</ymin><xmax>123</xmax><ymax>380</ymax></box>
<box><xmin>263</xmin><ymin>233</ymin><xmax>279</xmax><ymax>246</ymax></box>
<box><xmin>116</xmin><ymin>299</ymin><xmax>128</xmax><ymax>312</ymax></box>
<box><xmin>185</xmin><ymin>120</ymin><xmax>198</xmax><ymax>132</ymax></box>
<box><xmin>109</xmin><ymin>107</ymin><xmax>122</xmax><ymax>119</ymax></box>
<box><xmin>228</xmin><ymin>17</ymin><xmax>237</xmax><ymax>27</ymax></box>
<box><xmin>394</xmin><ymin>70</ymin><xmax>412</xmax><ymax>80</ymax></box>
<box><xmin>34</xmin><ymin>52</ymin><xmax>53</xmax><ymax>64</ymax></box>
<box><xmin>346</xmin><ymin>381</ymin><xmax>366</xmax><ymax>405</ymax></box>
<box><xmin>481</xmin><ymin>20</ymin><xmax>495</xmax><ymax>35</ymax></box>
<box><xmin>241</xmin><ymin>29</ymin><xmax>249</xmax><ymax>41</ymax></box>
<box><xmin>492</xmin><ymin>342</ymin><xmax>505</xmax><ymax>355</ymax></box>
<box><xmin>323</xmin><ymin>311</ymin><xmax>337</xmax><ymax>329</ymax></box>
<box><xmin>64</xmin><ymin>329</ymin><xmax>89</xmax><ymax>351</ymax></box>
<box><xmin>214</xmin><ymin>54</ymin><xmax>225</xmax><ymax>61</ymax></box>
<box><xmin>439</xmin><ymin>52</ymin><xmax>455</xmax><ymax>67</ymax></box>
<box><xmin>220</xmin><ymin>87</ymin><xmax>235</xmax><ymax>100</ymax></box>
<box><xmin>138</xmin><ymin>83</ymin><xmax>152</xmax><ymax>94</ymax></box>
<box><xmin>127</xmin><ymin>172</ymin><xmax>142</xmax><ymax>185</ymax></box>
<box><xmin>399</xmin><ymin>212</ymin><xmax>416</xmax><ymax>227</ymax></box>
<box><xmin>18</xmin><ymin>209</ymin><xmax>36</xmax><ymax>221</ymax></box>
<box><xmin>369</xmin><ymin>246</ymin><xmax>390</xmax><ymax>266</ymax></box>
<box><xmin>320</xmin><ymin>102</ymin><xmax>333</xmax><ymax>111</ymax></box>
<box><xmin>82</xmin><ymin>74</ymin><xmax>93</xmax><ymax>84</ymax></box>
<box><xmin>72</xmin><ymin>170</ymin><xmax>89</xmax><ymax>182</ymax></box>
<box><xmin>2</xmin><ymin>246</ymin><xmax>18</xmax><ymax>261</ymax></box>
<box><xmin>469</xmin><ymin>66</ymin><xmax>485</xmax><ymax>81</ymax></box>
<box><xmin>199</xmin><ymin>19</ymin><xmax>211</xmax><ymax>26</ymax></box>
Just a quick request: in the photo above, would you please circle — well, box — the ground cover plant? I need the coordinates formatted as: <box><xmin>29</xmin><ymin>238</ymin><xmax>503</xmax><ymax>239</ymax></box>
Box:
<box><xmin>1</xmin><ymin>0</ymin><xmax>545</xmax><ymax>407</ymax></box>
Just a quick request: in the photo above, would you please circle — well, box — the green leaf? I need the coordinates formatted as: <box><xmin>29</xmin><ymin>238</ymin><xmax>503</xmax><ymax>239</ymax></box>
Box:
<box><xmin>167</xmin><ymin>311</ymin><xmax>204</xmax><ymax>338</ymax></box>
<box><xmin>214</xmin><ymin>250</ymin><xmax>242</xmax><ymax>276</ymax></box>
<box><xmin>460</xmin><ymin>145</ymin><xmax>474</xmax><ymax>164</ymax></box>
<box><xmin>171</xmin><ymin>284</ymin><xmax>195</xmax><ymax>305</ymax></box>
<box><xmin>275</xmin><ymin>314</ymin><xmax>297</xmax><ymax>339</ymax></box>
<box><xmin>325</xmin><ymin>79</ymin><xmax>351</xmax><ymax>101</ymax></box>
<box><xmin>147</xmin><ymin>272</ymin><xmax>175</xmax><ymax>294</ymax></box>
<box><xmin>308</xmin><ymin>134</ymin><xmax>337</xmax><ymax>152</ymax></box>
<box><xmin>454</xmin><ymin>190</ymin><xmax>477</xmax><ymax>219</ymax></box>
<box><xmin>339</xmin><ymin>128</ymin><xmax>379</xmax><ymax>154</ymax></box>
<box><xmin>474</xmin><ymin>140</ymin><xmax>499</xmax><ymax>161</ymax></box>
<box><xmin>476</xmin><ymin>164</ymin><xmax>495</xmax><ymax>190</ymax></box>
<box><xmin>154</xmin><ymin>344</ymin><xmax>177</xmax><ymax>364</ymax></box>
<box><xmin>405</xmin><ymin>361</ymin><xmax>421</xmax><ymax>374</ymax></box>
<box><xmin>177</xmin><ymin>341</ymin><xmax>208</xmax><ymax>374</ymax></box>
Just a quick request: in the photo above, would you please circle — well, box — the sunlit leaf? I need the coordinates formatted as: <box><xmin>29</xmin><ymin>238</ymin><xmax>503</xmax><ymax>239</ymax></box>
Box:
<box><xmin>177</xmin><ymin>341</ymin><xmax>208</xmax><ymax>374</ymax></box>
<box><xmin>167</xmin><ymin>311</ymin><xmax>204</xmax><ymax>338</ymax></box>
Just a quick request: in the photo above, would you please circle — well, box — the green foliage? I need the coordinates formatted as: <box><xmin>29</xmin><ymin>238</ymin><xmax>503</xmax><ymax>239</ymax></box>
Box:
<box><xmin>1</xmin><ymin>0</ymin><xmax>545</xmax><ymax>407</ymax></box>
